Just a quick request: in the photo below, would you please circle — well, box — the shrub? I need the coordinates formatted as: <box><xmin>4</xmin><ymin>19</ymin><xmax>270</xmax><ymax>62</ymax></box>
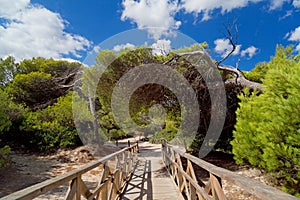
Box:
<box><xmin>0</xmin><ymin>145</ymin><xmax>11</xmax><ymax>168</ymax></box>
<box><xmin>231</xmin><ymin>46</ymin><xmax>300</xmax><ymax>196</ymax></box>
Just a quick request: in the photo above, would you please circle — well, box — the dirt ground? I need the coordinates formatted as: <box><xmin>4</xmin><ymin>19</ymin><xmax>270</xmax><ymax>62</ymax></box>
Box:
<box><xmin>0</xmin><ymin>141</ymin><xmax>276</xmax><ymax>199</ymax></box>
<box><xmin>0</xmin><ymin>143</ymin><xmax>122</xmax><ymax>198</ymax></box>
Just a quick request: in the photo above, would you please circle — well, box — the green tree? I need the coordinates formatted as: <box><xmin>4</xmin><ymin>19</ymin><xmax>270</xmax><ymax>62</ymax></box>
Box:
<box><xmin>231</xmin><ymin>46</ymin><xmax>300</xmax><ymax>196</ymax></box>
<box><xmin>7</xmin><ymin>71</ymin><xmax>54</xmax><ymax>108</ymax></box>
<box><xmin>0</xmin><ymin>56</ymin><xmax>20</xmax><ymax>86</ymax></box>
<box><xmin>7</xmin><ymin>58</ymin><xmax>81</xmax><ymax>109</ymax></box>
<box><xmin>0</xmin><ymin>89</ymin><xmax>24</xmax><ymax>133</ymax></box>
<box><xmin>21</xmin><ymin>92</ymin><xmax>81</xmax><ymax>150</ymax></box>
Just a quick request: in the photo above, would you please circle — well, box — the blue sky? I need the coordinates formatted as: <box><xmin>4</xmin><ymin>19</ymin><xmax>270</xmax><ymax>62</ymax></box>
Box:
<box><xmin>1</xmin><ymin>0</ymin><xmax>300</xmax><ymax>71</ymax></box>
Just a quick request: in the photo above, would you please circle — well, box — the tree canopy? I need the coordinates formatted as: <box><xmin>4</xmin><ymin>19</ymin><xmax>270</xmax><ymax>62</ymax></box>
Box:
<box><xmin>231</xmin><ymin>46</ymin><xmax>300</xmax><ymax>196</ymax></box>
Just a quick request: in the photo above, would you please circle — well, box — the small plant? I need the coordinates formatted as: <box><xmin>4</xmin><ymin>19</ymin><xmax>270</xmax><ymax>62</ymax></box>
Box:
<box><xmin>0</xmin><ymin>145</ymin><xmax>11</xmax><ymax>168</ymax></box>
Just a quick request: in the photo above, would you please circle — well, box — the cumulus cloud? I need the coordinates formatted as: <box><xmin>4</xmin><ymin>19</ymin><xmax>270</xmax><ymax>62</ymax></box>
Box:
<box><xmin>214</xmin><ymin>38</ymin><xmax>241</xmax><ymax>58</ymax></box>
<box><xmin>181</xmin><ymin>0</ymin><xmax>263</xmax><ymax>21</ymax></box>
<box><xmin>241</xmin><ymin>46</ymin><xmax>258</xmax><ymax>58</ymax></box>
<box><xmin>113</xmin><ymin>43</ymin><xmax>135</xmax><ymax>52</ymax></box>
<box><xmin>0</xmin><ymin>0</ymin><xmax>30</xmax><ymax>18</ymax></box>
<box><xmin>121</xmin><ymin>0</ymin><xmax>300</xmax><ymax>33</ymax></box>
<box><xmin>151</xmin><ymin>39</ymin><xmax>172</xmax><ymax>55</ymax></box>
<box><xmin>121</xmin><ymin>0</ymin><xmax>181</xmax><ymax>39</ymax></box>
<box><xmin>180</xmin><ymin>0</ymin><xmax>300</xmax><ymax>21</ymax></box>
<box><xmin>0</xmin><ymin>0</ymin><xmax>91</xmax><ymax>61</ymax></box>
<box><xmin>293</xmin><ymin>0</ymin><xmax>300</xmax><ymax>7</ymax></box>
<box><xmin>286</xmin><ymin>26</ymin><xmax>300</xmax><ymax>51</ymax></box>
<box><xmin>269</xmin><ymin>0</ymin><xmax>290</xmax><ymax>10</ymax></box>
<box><xmin>214</xmin><ymin>38</ymin><xmax>258</xmax><ymax>59</ymax></box>
<box><xmin>287</xmin><ymin>26</ymin><xmax>300</xmax><ymax>41</ymax></box>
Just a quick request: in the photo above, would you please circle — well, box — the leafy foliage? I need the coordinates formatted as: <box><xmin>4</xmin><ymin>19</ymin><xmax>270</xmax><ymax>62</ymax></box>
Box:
<box><xmin>231</xmin><ymin>46</ymin><xmax>300</xmax><ymax>196</ymax></box>
<box><xmin>0</xmin><ymin>57</ymin><xmax>82</xmax><ymax>150</ymax></box>
<box><xmin>0</xmin><ymin>145</ymin><xmax>11</xmax><ymax>168</ymax></box>
<box><xmin>0</xmin><ymin>89</ymin><xmax>25</xmax><ymax>133</ymax></box>
<box><xmin>21</xmin><ymin>92</ymin><xmax>81</xmax><ymax>150</ymax></box>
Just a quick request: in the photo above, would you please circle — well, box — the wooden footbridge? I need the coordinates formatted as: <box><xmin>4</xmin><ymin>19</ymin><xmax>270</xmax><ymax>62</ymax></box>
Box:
<box><xmin>1</xmin><ymin>141</ymin><xmax>298</xmax><ymax>200</ymax></box>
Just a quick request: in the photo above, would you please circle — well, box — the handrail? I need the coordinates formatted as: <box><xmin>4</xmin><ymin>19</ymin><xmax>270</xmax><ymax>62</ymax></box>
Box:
<box><xmin>1</xmin><ymin>143</ymin><xmax>139</xmax><ymax>200</ymax></box>
<box><xmin>162</xmin><ymin>143</ymin><xmax>298</xmax><ymax>200</ymax></box>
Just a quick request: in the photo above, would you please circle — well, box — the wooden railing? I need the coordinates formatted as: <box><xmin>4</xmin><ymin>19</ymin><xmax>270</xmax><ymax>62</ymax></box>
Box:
<box><xmin>162</xmin><ymin>143</ymin><xmax>298</xmax><ymax>200</ymax></box>
<box><xmin>1</xmin><ymin>143</ymin><xmax>139</xmax><ymax>200</ymax></box>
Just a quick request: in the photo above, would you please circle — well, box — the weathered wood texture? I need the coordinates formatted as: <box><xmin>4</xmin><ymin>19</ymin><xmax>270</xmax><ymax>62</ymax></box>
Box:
<box><xmin>0</xmin><ymin>144</ymin><xmax>139</xmax><ymax>200</ymax></box>
<box><xmin>162</xmin><ymin>143</ymin><xmax>299</xmax><ymax>200</ymax></box>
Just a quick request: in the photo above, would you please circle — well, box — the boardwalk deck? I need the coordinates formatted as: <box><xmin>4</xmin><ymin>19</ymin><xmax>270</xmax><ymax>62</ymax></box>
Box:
<box><xmin>121</xmin><ymin>142</ymin><xmax>184</xmax><ymax>200</ymax></box>
<box><xmin>1</xmin><ymin>140</ymin><xmax>298</xmax><ymax>200</ymax></box>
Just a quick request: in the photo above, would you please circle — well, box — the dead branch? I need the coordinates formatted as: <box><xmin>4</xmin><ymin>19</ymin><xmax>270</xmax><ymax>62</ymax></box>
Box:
<box><xmin>216</xmin><ymin>22</ymin><xmax>239</xmax><ymax>66</ymax></box>
<box><xmin>218</xmin><ymin>65</ymin><xmax>262</xmax><ymax>91</ymax></box>
<box><xmin>165</xmin><ymin>50</ymin><xmax>262</xmax><ymax>91</ymax></box>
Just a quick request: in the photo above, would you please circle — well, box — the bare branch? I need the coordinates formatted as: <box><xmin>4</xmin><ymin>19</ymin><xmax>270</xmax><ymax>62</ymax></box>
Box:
<box><xmin>218</xmin><ymin>65</ymin><xmax>262</xmax><ymax>91</ymax></box>
<box><xmin>164</xmin><ymin>50</ymin><xmax>262</xmax><ymax>91</ymax></box>
<box><xmin>216</xmin><ymin>21</ymin><xmax>239</xmax><ymax>66</ymax></box>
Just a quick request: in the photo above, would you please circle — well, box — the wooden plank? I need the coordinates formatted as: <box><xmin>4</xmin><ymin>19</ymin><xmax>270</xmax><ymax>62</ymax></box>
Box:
<box><xmin>65</xmin><ymin>179</ymin><xmax>77</xmax><ymax>200</ymax></box>
<box><xmin>122</xmin><ymin>143</ymin><xmax>185</xmax><ymax>200</ymax></box>
<box><xmin>210</xmin><ymin>173</ymin><xmax>226</xmax><ymax>200</ymax></box>
<box><xmin>166</xmin><ymin>155</ymin><xmax>212</xmax><ymax>200</ymax></box>
<box><xmin>76</xmin><ymin>175</ymin><xmax>81</xmax><ymax>200</ymax></box>
<box><xmin>176</xmin><ymin>153</ymin><xmax>189</xmax><ymax>197</ymax></box>
<box><xmin>187</xmin><ymin>160</ymin><xmax>198</xmax><ymax>200</ymax></box>
<box><xmin>78</xmin><ymin>177</ymin><xmax>92</xmax><ymax>199</ymax></box>
<box><xmin>87</xmin><ymin>179</ymin><xmax>110</xmax><ymax>200</ymax></box>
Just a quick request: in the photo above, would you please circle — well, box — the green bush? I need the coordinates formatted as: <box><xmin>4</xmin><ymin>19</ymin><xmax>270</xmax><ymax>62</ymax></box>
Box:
<box><xmin>21</xmin><ymin>93</ymin><xmax>81</xmax><ymax>150</ymax></box>
<box><xmin>231</xmin><ymin>46</ymin><xmax>300</xmax><ymax>196</ymax></box>
<box><xmin>149</xmin><ymin>121</ymin><xmax>178</xmax><ymax>144</ymax></box>
<box><xmin>0</xmin><ymin>145</ymin><xmax>11</xmax><ymax>168</ymax></box>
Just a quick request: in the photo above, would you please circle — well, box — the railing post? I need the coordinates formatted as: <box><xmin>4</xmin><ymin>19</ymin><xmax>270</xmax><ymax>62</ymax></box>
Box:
<box><xmin>161</xmin><ymin>139</ymin><xmax>167</xmax><ymax>166</ymax></box>
<box><xmin>76</xmin><ymin>175</ymin><xmax>81</xmax><ymax>200</ymax></box>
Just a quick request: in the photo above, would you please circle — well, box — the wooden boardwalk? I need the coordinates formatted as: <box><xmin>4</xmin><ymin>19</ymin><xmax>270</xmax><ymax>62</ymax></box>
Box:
<box><xmin>121</xmin><ymin>142</ymin><xmax>184</xmax><ymax>200</ymax></box>
<box><xmin>1</xmin><ymin>140</ymin><xmax>298</xmax><ymax>200</ymax></box>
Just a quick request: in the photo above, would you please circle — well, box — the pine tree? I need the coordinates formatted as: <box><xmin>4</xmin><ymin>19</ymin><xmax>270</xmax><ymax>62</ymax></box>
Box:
<box><xmin>231</xmin><ymin>46</ymin><xmax>300</xmax><ymax>196</ymax></box>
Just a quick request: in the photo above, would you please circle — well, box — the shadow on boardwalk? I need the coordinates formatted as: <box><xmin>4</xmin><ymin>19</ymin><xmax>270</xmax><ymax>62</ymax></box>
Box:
<box><xmin>120</xmin><ymin>142</ymin><xmax>184</xmax><ymax>200</ymax></box>
<box><xmin>121</xmin><ymin>160</ymin><xmax>153</xmax><ymax>200</ymax></box>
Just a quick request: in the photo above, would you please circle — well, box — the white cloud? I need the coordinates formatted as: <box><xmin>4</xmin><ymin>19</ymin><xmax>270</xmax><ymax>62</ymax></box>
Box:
<box><xmin>214</xmin><ymin>38</ymin><xmax>258</xmax><ymax>59</ymax></box>
<box><xmin>287</xmin><ymin>26</ymin><xmax>300</xmax><ymax>41</ymax></box>
<box><xmin>180</xmin><ymin>0</ymin><xmax>300</xmax><ymax>21</ymax></box>
<box><xmin>286</xmin><ymin>26</ymin><xmax>300</xmax><ymax>52</ymax></box>
<box><xmin>279</xmin><ymin>10</ymin><xmax>293</xmax><ymax>20</ymax></box>
<box><xmin>269</xmin><ymin>0</ymin><xmax>290</xmax><ymax>10</ymax></box>
<box><xmin>120</xmin><ymin>0</ymin><xmax>300</xmax><ymax>32</ymax></box>
<box><xmin>295</xmin><ymin>44</ymin><xmax>300</xmax><ymax>52</ymax></box>
<box><xmin>121</xmin><ymin>0</ymin><xmax>181</xmax><ymax>39</ymax></box>
<box><xmin>214</xmin><ymin>38</ymin><xmax>241</xmax><ymax>58</ymax></box>
<box><xmin>93</xmin><ymin>45</ymin><xmax>101</xmax><ymax>53</ymax></box>
<box><xmin>0</xmin><ymin>0</ymin><xmax>91</xmax><ymax>61</ymax></box>
<box><xmin>293</xmin><ymin>0</ymin><xmax>300</xmax><ymax>7</ymax></box>
<box><xmin>113</xmin><ymin>43</ymin><xmax>135</xmax><ymax>52</ymax></box>
<box><xmin>181</xmin><ymin>0</ymin><xmax>263</xmax><ymax>21</ymax></box>
<box><xmin>59</xmin><ymin>57</ymin><xmax>82</xmax><ymax>63</ymax></box>
<box><xmin>0</xmin><ymin>0</ymin><xmax>30</xmax><ymax>18</ymax></box>
<box><xmin>241</xmin><ymin>46</ymin><xmax>258</xmax><ymax>58</ymax></box>
<box><xmin>151</xmin><ymin>39</ymin><xmax>172</xmax><ymax>55</ymax></box>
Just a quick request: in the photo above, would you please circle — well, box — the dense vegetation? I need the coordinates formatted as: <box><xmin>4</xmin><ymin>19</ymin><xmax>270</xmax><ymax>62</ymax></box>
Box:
<box><xmin>232</xmin><ymin>46</ymin><xmax>300</xmax><ymax>196</ymax></box>
<box><xmin>0</xmin><ymin>57</ymin><xmax>82</xmax><ymax>150</ymax></box>
<box><xmin>0</xmin><ymin>45</ymin><xmax>298</xmax><ymax>196</ymax></box>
